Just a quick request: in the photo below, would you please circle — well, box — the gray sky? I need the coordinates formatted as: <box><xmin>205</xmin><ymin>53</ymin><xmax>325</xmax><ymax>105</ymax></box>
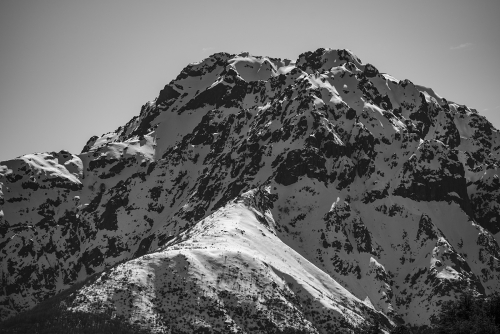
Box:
<box><xmin>1</xmin><ymin>0</ymin><xmax>499</xmax><ymax>161</ymax></box>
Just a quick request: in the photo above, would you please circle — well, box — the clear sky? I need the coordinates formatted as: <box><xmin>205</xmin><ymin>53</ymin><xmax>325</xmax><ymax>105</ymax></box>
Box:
<box><xmin>1</xmin><ymin>0</ymin><xmax>499</xmax><ymax>161</ymax></box>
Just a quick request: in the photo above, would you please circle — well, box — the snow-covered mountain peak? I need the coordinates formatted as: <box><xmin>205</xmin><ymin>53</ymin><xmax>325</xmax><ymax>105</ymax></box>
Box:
<box><xmin>1</xmin><ymin>47</ymin><xmax>499</xmax><ymax>332</ymax></box>
<box><xmin>297</xmin><ymin>48</ymin><xmax>364</xmax><ymax>73</ymax></box>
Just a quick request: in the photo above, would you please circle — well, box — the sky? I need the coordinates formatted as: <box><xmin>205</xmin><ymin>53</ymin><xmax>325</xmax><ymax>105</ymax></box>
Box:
<box><xmin>1</xmin><ymin>0</ymin><xmax>499</xmax><ymax>161</ymax></box>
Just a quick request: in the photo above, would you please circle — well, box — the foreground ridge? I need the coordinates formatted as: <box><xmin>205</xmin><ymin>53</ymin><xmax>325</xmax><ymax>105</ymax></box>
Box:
<box><xmin>1</xmin><ymin>48</ymin><xmax>499</xmax><ymax>332</ymax></box>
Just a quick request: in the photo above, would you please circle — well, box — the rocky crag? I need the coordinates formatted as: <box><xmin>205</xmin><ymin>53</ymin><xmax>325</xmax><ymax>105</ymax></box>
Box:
<box><xmin>1</xmin><ymin>48</ymin><xmax>499</xmax><ymax>333</ymax></box>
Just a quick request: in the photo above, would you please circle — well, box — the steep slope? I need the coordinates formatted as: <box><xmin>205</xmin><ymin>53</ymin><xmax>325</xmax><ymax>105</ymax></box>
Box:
<box><xmin>1</xmin><ymin>48</ymin><xmax>499</xmax><ymax>331</ymax></box>
<box><xmin>64</xmin><ymin>189</ymin><xmax>389</xmax><ymax>333</ymax></box>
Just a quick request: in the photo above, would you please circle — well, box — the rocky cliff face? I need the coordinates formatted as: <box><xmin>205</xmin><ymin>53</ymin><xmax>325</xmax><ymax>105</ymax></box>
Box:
<box><xmin>1</xmin><ymin>48</ymin><xmax>499</xmax><ymax>332</ymax></box>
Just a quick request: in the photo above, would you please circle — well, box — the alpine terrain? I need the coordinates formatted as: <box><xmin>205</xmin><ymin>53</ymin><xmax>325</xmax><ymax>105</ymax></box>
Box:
<box><xmin>1</xmin><ymin>48</ymin><xmax>499</xmax><ymax>333</ymax></box>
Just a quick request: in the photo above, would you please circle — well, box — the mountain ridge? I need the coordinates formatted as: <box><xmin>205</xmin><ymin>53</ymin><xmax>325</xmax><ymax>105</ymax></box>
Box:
<box><xmin>1</xmin><ymin>48</ymin><xmax>499</xmax><ymax>333</ymax></box>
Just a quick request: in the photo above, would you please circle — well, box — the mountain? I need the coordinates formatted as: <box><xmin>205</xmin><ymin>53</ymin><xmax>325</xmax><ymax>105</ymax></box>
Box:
<box><xmin>1</xmin><ymin>48</ymin><xmax>499</xmax><ymax>333</ymax></box>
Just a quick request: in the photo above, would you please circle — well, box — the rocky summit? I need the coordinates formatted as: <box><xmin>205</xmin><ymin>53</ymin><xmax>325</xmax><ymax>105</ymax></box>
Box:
<box><xmin>1</xmin><ymin>48</ymin><xmax>499</xmax><ymax>333</ymax></box>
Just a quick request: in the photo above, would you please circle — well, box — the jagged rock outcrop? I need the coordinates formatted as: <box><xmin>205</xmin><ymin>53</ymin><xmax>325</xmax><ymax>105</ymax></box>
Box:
<box><xmin>1</xmin><ymin>48</ymin><xmax>499</xmax><ymax>332</ymax></box>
